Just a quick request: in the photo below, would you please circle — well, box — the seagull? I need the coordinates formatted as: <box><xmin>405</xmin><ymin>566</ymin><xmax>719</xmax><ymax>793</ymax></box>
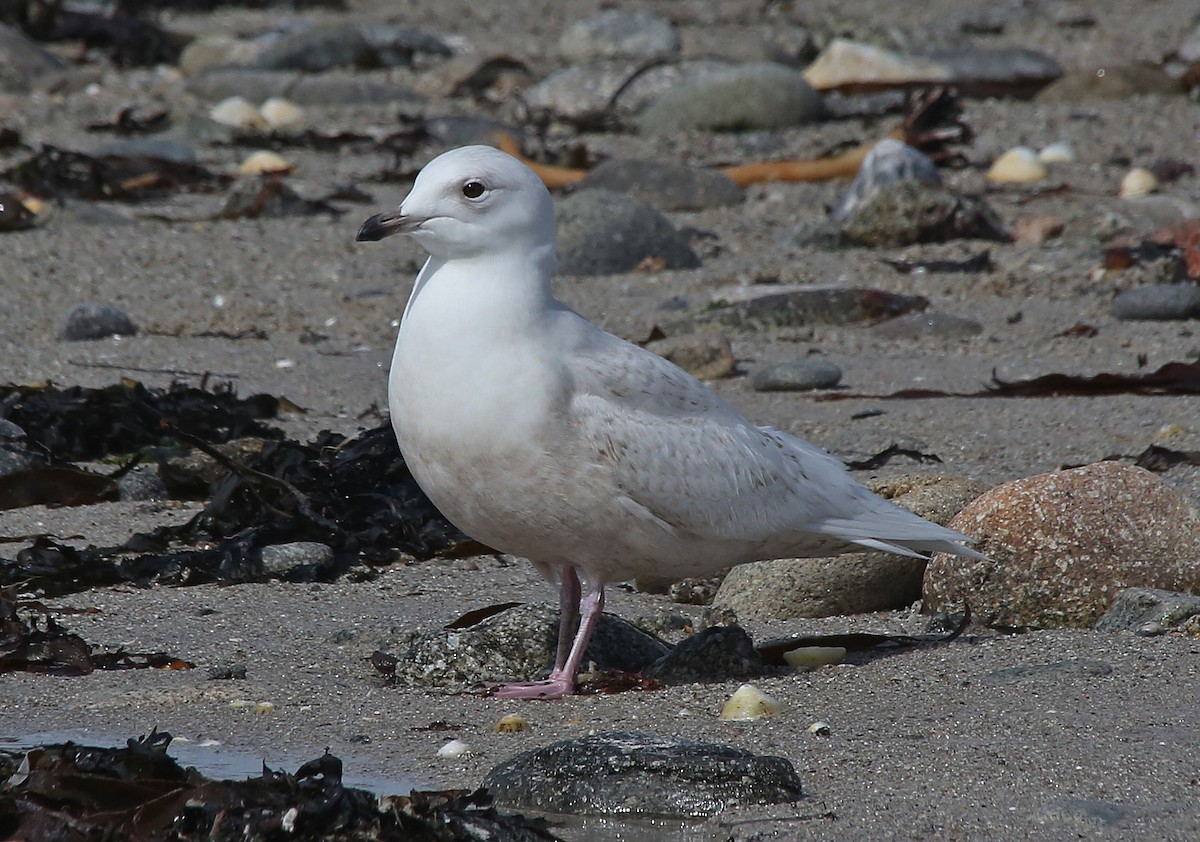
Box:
<box><xmin>357</xmin><ymin>145</ymin><xmax>982</xmax><ymax>699</ymax></box>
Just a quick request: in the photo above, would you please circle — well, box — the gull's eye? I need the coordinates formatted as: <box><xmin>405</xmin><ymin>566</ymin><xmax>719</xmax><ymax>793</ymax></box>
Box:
<box><xmin>462</xmin><ymin>180</ymin><xmax>486</xmax><ymax>199</ymax></box>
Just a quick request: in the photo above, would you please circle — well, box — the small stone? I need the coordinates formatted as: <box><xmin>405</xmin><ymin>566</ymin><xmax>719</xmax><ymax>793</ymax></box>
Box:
<box><xmin>1012</xmin><ymin>214</ymin><xmax>1065</xmax><ymax>245</ymax></box>
<box><xmin>871</xmin><ymin>312</ymin><xmax>983</xmax><ymax>341</ymax></box>
<box><xmin>693</xmin><ymin>286</ymin><xmax>928</xmax><ymax>332</ymax></box>
<box><xmin>807</xmin><ymin>721</ymin><xmax>832</xmax><ymax>737</ymax></box>
<box><xmin>437</xmin><ymin>739</ymin><xmax>473</xmax><ymax>759</ymax></box>
<box><xmin>239</xmin><ymin>150</ymin><xmax>293</xmax><ymax>175</ymax></box>
<box><xmin>986</xmin><ymin>146</ymin><xmax>1049</xmax><ymax>184</ymax></box>
<box><xmin>250</xmin><ymin>23</ymin><xmax>372</xmax><ymax>73</ymax></box>
<box><xmin>782</xmin><ymin>646</ymin><xmax>846</xmax><ymax>668</ymax></box>
<box><xmin>559</xmin><ymin>11</ymin><xmax>681</xmax><ymax>61</ymax></box>
<box><xmin>638</xmin><ymin>62</ymin><xmax>824</xmax><ymax>135</ymax></box>
<box><xmin>647</xmin><ymin>332</ymin><xmax>735</xmax><ymax>380</ymax></box>
<box><xmin>117</xmin><ymin>465</ymin><xmax>168</xmax><ymax>502</ymax></box>
<box><xmin>838</xmin><ymin>181</ymin><xmax>1010</xmax><ymax>247</ymax></box>
<box><xmin>1118</xmin><ymin>167</ymin><xmax>1158</xmax><ymax>199</ymax></box>
<box><xmin>720</xmin><ymin>683</ymin><xmax>780</xmax><ymax>721</ymax></box>
<box><xmin>556</xmin><ymin>189</ymin><xmax>700</xmax><ymax>276</ymax></box>
<box><xmin>494</xmin><ymin>714</ymin><xmax>529</xmax><ymax>733</ymax></box>
<box><xmin>829</xmin><ymin>139</ymin><xmax>940</xmax><ymax>222</ymax></box>
<box><xmin>803</xmin><ymin>38</ymin><xmax>950</xmax><ymax>91</ymax></box>
<box><xmin>646</xmin><ymin>626</ymin><xmax>762</xmax><ymax>685</ymax></box>
<box><xmin>60</xmin><ymin>304</ymin><xmax>137</xmax><ymax>341</ymax></box>
<box><xmin>259</xmin><ymin>542</ymin><xmax>334</xmax><ymax>577</ymax></box>
<box><xmin>751</xmin><ymin>358</ymin><xmax>842</xmax><ymax>392</ymax></box>
<box><xmin>1094</xmin><ymin>587</ymin><xmax>1200</xmax><ymax>632</ymax></box>
<box><xmin>259</xmin><ymin>97</ymin><xmax>305</xmax><ymax>131</ymax></box>
<box><xmin>209</xmin><ymin>96</ymin><xmax>267</xmax><ymax>130</ymax></box>
<box><xmin>1112</xmin><ymin>285</ymin><xmax>1200</xmax><ymax>321</ymax></box>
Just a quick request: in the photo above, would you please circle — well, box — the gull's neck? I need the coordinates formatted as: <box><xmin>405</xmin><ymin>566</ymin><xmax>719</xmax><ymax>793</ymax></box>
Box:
<box><xmin>402</xmin><ymin>241</ymin><xmax>559</xmax><ymax>331</ymax></box>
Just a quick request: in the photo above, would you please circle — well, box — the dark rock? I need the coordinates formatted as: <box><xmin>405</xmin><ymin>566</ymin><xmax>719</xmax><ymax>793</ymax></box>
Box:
<box><xmin>925</xmin><ymin>462</ymin><xmax>1200</xmax><ymax>628</ymax></box>
<box><xmin>556</xmin><ymin>189</ymin><xmax>700</xmax><ymax>275</ymax></box>
<box><xmin>1112</xmin><ymin>284</ymin><xmax>1200</xmax><ymax>321</ymax></box>
<box><xmin>829</xmin><ymin>139</ymin><xmax>940</xmax><ymax>222</ymax></box>
<box><xmin>260</xmin><ymin>542</ymin><xmax>335</xmax><ymax>577</ymax></box>
<box><xmin>645</xmin><ymin>626</ymin><xmax>762</xmax><ymax>684</ymax></box>
<box><xmin>839</xmin><ymin>181</ymin><xmax>1011</xmax><ymax>247</ymax></box>
<box><xmin>379</xmin><ymin>604</ymin><xmax>669</xmax><ymax>688</ymax></box>
<box><xmin>1094</xmin><ymin>587</ymin><xmax>1200</xmax><ymax>632</ymax></box>
<box><xmin>251</xmin><ymin>24</ymin><xmax>372</xmax><ymax>72</ymax></box>
<box><xmin>559</xmin><ymin>11</ymin><xmax>680</xmax><ymax>61</ymax></box>
<box><xmin>871</xmin><ymin>312</ymin><xmax>984</xmax><ymax>340</ymax></box>
<box><xmin>358</xmin><ymin>25</ymin><xmax>453</xmax><ymax>66</ymax></box>
<box><xmin>638</xmin><ymin>62</ymin><xmax>824</xmax><ymax>134</ymax></box>
<box><xmin>694</xmin><ymin>287</ymin><xmax>927</xmax><ymax>331</ymax></box>
<box><xmin>580</xmin><ymin>158</ymin><xmax>744</xmax><ymax>211</ymax></box>
<box><xmin>0</xmin><ymin>419</ymin><xmax>41</xmax><ymax>477</ymax></box>
<box><xmin>646</xmin><ymin>332</ymin><xmax>736</xmax><ymax>380</ymax></box>
<box><xmin>481</xmin><ymin>732</ymin><xmax>802</xmax><ymax>818</ymax></box>
<box><xmin>0</xmin><ymin>23</ymin><xmax>66</xmax><ymax>93</ymax></box>
<box><xmin>60</xmin><ymin>304</ymin><xmax>137</xmax><ymax>341</ymax></box>
<box><xmin>751</xmin><ymin>358</ymin><xmax>842</xmax><ymax>391</ymax></box>
<box><xmin>117</xmin><ymin>465</ymin><xmax>168</xmax><ymax>502</ymax></box>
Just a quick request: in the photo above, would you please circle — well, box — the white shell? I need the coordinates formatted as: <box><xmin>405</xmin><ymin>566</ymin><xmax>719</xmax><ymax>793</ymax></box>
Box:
<box><xmin>436</xmin><ymin>738</ymin><xmax>473</xmax><ymax>758</ymax></box>
<box><xmin>986</xmin><ymin>147</ymin><xmax>1048</xmax><ymax>184</ymax></box>
<box><xmin>1037</xmin><ymin>141</ymin><xmax>1076</xmax><ymax>164</ymax></box>
<box><xmin>720</xmin><ymin>683</ymin><xmax>781</xmax><ymax>721</ymax></box>
<box><xmin>260</xmin><ymin>97</ymin><xmax>306</xmax><ymax>131</ymax></box>
<box><xmin>239</xmin><ymin>151</ymin><xmax>293</xmax><ymax>175</ymax></box>
<box><xmin>210</xmin><ymin>96</ymin><xmax>267</xmax><ymax>130</ymax></box>
<box><xmin>1118</xmin><ymin>167</ymin><xmax>1158</xmax><ymax>199</ymax></box>
<box><xmin>807</xmin><ymin>720</ymin><xmax>832</xmax><ymax>736</ymax></box>
<box><xmin>782</xmin><ymin>646</ymin><xmax>847</xmax><ymax>668</ymax></box>
<box><xmin>494</xmin><ymin>713</ymin><xmax>529</xmax><ymax>733</ymax></box>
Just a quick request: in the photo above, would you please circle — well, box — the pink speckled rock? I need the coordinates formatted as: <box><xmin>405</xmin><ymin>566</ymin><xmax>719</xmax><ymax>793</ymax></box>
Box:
<box><xmin>924</xmin><ymin>462</ymin><xmax>1200</xmax><ymax>629</ymax></box>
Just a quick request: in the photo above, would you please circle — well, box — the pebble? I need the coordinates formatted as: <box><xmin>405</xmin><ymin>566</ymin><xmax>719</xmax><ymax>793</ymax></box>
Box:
<box><xmin>637</xmin><ymin>62</ymin><xmax>824</xmax><ymax>135</ymax></box>
<box><xmin>523</xmin><ymin>59</ymin><xmax>651</xmax><ymax>122</ymax></box>
<box><xmin>580</xmin><ymin>158</ymin><xmax>744</xmax><ymax>211</ymax></box>
<box><xmin>751</xmin><ymin>358</ymin><xmax>842</xmax><ymax>391</ymax></box>
<box><xmin>838</xmin><ymin>181</ymin><xmax>1010</xmax><ymax>247</ymax></box>
<box><xmin>987</xmin><ymin>147</ymin><xmax>1049</xmax><ymax>183</ymax></box>
<box><xmin>259</xmin><ymin>97</ymin><xmax>305</xmax><ymax>131</ymax></box>
<box><xmin>481</xmin><ymin>732</ymin><xmax>802</xmax><ymax>817</ymax></box>
<box><xmin>559</xmin><ymin>11</ymin><xmax>681</xmax><ymax>61</ymax></box>
<box><xmin>803</xmin><ymin>38</ymin><xmax>951</xmax><ymax>90</ymax></box>
<box><xmin>1112</xmin><ymin>284</ymin><xmax>1200</xmax><ymax>320</ymax></box>
<box><xmin>924</xmin><ymin>462</ymin><xmax>1200</xmax><ymax>628</ymax></box>
<box><xmin>59</xmin><ymin>304</ymin><xmax>137</xmax><ymax>341</ymax></box>
<box><xmin>259</xmin><ymin>542</ymin><xmax>334</xmax><ymax>577</ymax></box>
<box><xmin>436</xmin><ymin>739</ymin><xmax>473</xmax><ymax>759</ymax></box>
<box><xmin>782</xmin><ymin>646</ymin><xmax>846</xmax><ymax>668</ymax></box>
<box><xmin>829</xmin><ymin>139</ymin><xmax>940</xmax><ymax>222</ymax></box>
<box><xmin>239</xmin><ymin>150</ymin><xmax>293</xmax><ymax>175</ymax></box>
<box><xmin>1118</xmin><ymin>167</ymin><xmax>1158</xmax><ymax>198</ymax></box>
<box><xmin>715</xmin><ymin>475</ymin><xmax>985</xmax><ymax>620</ymax></box>
<box><xmin>692</xmin><ymin>286</ymin><xmax>928</xmax><ymax>332</ymax></box>
<box><xmin>646</xmin><ymin>332</ymin><xmax>736</xmax><ymax>380</ymax></box>
<box><xmin>644</xmin><ymin>626</ymin><xmax>762</xmax><ymax>685</ymax></box>
<box><xmin>1093</xmin><ymin>587</ymin><xmax>1200</xmax><ymax>632</ymax></box>
<box><xmin>555</xmin><ymin>189</ymin><xmax>700</xmax><ymax>276</ymax></box>
<box><xmin>117</xmin><ymin>464</ymin><xmax>168</xmax><ymax>502</ymax></box>
<box><xmin>720</xmin><ymin>684</ymin><xmax>780</xmax><ymax>721</ymax></box>
<box><xmin>209</xmin><ymin>96</ymin><xmax>267</xmax><ymax>130</ymax></box>
<box><xmin>0</xmin><ymin>419</ymin><xmax>40</xmax><ymax>477</ymax></box>
<box><xmin>871</xmin><ymin>312</ymin><xmax>984</xmax><ymax>340</ymax></box>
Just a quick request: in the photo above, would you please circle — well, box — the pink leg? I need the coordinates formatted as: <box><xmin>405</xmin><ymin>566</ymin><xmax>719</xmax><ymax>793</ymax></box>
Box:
<box><xmin>492</xmin><ymin>578</ymin><xmax>605</xmax><ymax>700</ymax></box>
<box><xmin>553</xmin><ymin>567</ymin><xmax>581</xmax><ymax>673</ymax></box>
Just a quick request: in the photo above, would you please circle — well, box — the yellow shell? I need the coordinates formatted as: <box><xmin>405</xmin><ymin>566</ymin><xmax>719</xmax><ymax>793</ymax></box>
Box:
<box><xmin>986</xmin><ymin>147</ymin><xmax>1048</xmax><ymax>184</ymax></box>
<box><xmin>260</xmin><ymin>97</ymin><xmax>306</xmax><ymax>131</ymax></box>
<box><xmin>719</xmin><ymin>683</ymin><xmax>780</xmax><ymax>721</ymax></box>
<box><xmin>782</xmin><ymin>646</ymin><xmax>847</xmax><ymax>668</ymax></box>
<box><xmin>210</xmin><ymin>96</ymin><xmax>267</xmax><ymax>130</ymax></box>
<box><xmin>239</xmin><ymin>151</ymin><xmax>293</xmax><ymax>175</ymax></box>
<box><xmin>1118</xmin><ymin>167</ymin><xmax>1158</xmax><ymax>199</ymax></box>
<box><xmin>494</xmin><ymin>713</ymin><xmax>530</xmax><ymax>733</ymax></box>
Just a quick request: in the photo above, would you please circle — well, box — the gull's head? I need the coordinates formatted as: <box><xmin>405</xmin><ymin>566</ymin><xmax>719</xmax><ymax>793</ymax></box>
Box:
<box><xmin>356</xmin><ymin>145</ymin><xmax>554</xmax><ymax>260</ymax></box>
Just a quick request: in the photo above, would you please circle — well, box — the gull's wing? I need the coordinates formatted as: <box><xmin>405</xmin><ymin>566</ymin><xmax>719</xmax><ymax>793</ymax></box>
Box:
<box><xmin>565</xmin><ymin>331</ymin><xmax>981</xmax><ymax>558</ymax></box>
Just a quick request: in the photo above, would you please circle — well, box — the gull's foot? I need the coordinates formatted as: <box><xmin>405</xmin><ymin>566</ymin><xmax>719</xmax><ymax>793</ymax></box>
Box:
<box><xmin>487</xmin><ymin>678</ymin><xmax>575</xmax><ymax>700</ymax></box>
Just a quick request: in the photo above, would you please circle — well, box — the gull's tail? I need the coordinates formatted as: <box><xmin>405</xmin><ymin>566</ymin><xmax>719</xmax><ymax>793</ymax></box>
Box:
<box><xmin>815</xmin><ymin>504</ymin><xmax>987</xmax><ymax>561</ymax></box>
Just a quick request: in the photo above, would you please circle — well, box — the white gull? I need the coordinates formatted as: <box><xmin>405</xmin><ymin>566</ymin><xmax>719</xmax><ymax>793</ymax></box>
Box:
<box><xmin>357</xmin><ymin>145</ymin><xmax>982</xmax><ymax>699</ymax></box>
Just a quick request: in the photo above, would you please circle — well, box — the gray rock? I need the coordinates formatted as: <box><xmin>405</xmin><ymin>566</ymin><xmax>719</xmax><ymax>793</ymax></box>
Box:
<box><xmin>482</xmin><ymin>732</ymin><xmax>802</xmax><ymax>818</ymax></box>
<box><xmin>260</xmin><ymin>542</ymin><xmax>334</xmax><ymax>577</ymax></box>
<box><xmin>693</xmin><ymin>287</ymin><xmax>928</xmax><ymax>331</ymax></box>
<box><xmin>0</xmin><ymin>419</ymin><xmax>41</xmax><ymax>477</ymax></box>
<box><xmin>559</xmin><ymin>11</ymin><xmax>681</xmax><ymax>61</ymax></box>
<box><xmin>838</xmin><ymin>181</ymin><xmax>1011</xmax><ymax>247</ymax></box>
<box><xmin>252</xmin><ymin>24</ymin><xmax>372</xmax><ymax>72</ymax></box>
<box><xmin>92</xmin><ymin>137</ymin><xmax>198</xmax><ymax>164</ymax></box>
<box><xmin>188</xmin><ymin>69</ymin><xmax>424</xmax><ymax>105</ymax></box>
<box><xmin>60</xmin><ymin>304</ymin><xmax>138</xmax><ymax>341</ymax></box>
<box><xmin>378</xmin><ymin>603</ymin><xmax>669</xmax><ymax>688</ymax></box>
<box><xmin>646</xmin><ymin>332</ymin><xmax>736</xmax><ymax>380</ymax></box>
<box><xmin>357</xmin><ymin>25</ymin><xmax>453</xmax><ymax>66</ymax></box>
<box><xmin>117</xmin><ymin>465</ymin><xmax>168</xmax><ymax>502</ymax></box>
<box><xmin>580</xmin><ymin>158</ymin><xmax>743</xmax><ymax>211</ymax></box>
<box><xmin>0</xmin><ymin>23</ymin><xmax>66</xmax><ymax>93</ymax></box>
<box><xmin>751</xmin><ymin>358</ymin><xmax>842</xmax><ymax>392</ymax></box>
<box><xmin>715</xmin><ymin>475</ymin><xmax>983</xmax><ymax>620</ymax></box>
<box><xmin>188</xmin><ymin>69</ymin><xmax>302</xmax><ymax>101</ymax></box>
<box><xmin>1094</xmin><ymin>587</ymin><xmax>1200</xmax><ymax>632</ymax></box>
<box><xmin>556</xmin><ymin>189</ymin><xmax>700</xmax><ymax>276</ymax></box>
<box><xmin>1112</xmin><ymin>284</ymin><xmax>1200</xmax><ymax>320</ymax></box>
<box><xmin>925</xmin><ymin>462</ymin><xmax>1200</xmax><ymax>628</ymax></box>
<box><xmin>523</xmin><ymin>60</ymin><xmax>648</xmax><ymax>122</ymax></box>
<box><xmin>871</xmin><ymin>312</ymin><xmax>984</xmax><ymax>340</ymax></box>
<box><xmin>638</xmin><ymin>62</ymin><xmax>824</xmax><ymax>135</ymax></box>
<box><xmin>829</xmin><ymin>139</ymin><xmax>940</xmax><ymax>222</ymax></box>
<box><xmin>219</xmin><ymin>177</ymin><xmax>330</xmax><ymax>219</ymax></box>
<box><xmin>645</xmin><ymin>625</ymin><xmax>762</xmax><ymax>684</ymax></box>
<box><xmin>613</xmin><ymin>59</ymin><xmax>737</xmax><ymax>113</ymax></box>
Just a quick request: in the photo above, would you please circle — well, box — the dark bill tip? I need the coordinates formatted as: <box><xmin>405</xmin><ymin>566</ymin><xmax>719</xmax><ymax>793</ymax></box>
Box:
<box><xmin>356</xmin><ymin>210</ymin><xmax>407</xmax><ymax>242</ymax></box>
